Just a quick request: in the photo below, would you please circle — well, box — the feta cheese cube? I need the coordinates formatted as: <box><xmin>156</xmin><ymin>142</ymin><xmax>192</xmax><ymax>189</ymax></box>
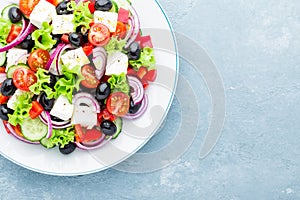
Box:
<box><xmin>94</xmin><ymin>11</ymin><xmax>118</xmax><ymax>32</ymax></box>
<box><xmin>6</xmin><ymin>48</ymin><xmax>28</xmax><ymax>72</ymax></box>
<box><xmin>50</xmin><ymin>95</ymin><xmax>74</xmax><ymax>121</ymax></box>
<box><xmin>105</xmin><ymin>51</ymin><xmax>128</xmax><ymax>75</ymax></box>
<box><xmin>71</xmin><ymin>106</ymin><xmax>97</xmax><ymax>129</ymax></box>
<box><xmin>52</xmin><ymin>14</ymin><xmax>74</xmax><ymax>34</ymax></box>
<box><xmin>61</xmin><ymin>47</ymin><xmax>90</xmax><ymax>69</ymax></box>
<box><xmin>30</xmin><ymin>0</ymin><xmax>56</xmax><ymax>29</ymax></box>
<box><xmin>7</xmin><ymin>90</ymin><xmax>28</xmax><ymax>110</ymax></box>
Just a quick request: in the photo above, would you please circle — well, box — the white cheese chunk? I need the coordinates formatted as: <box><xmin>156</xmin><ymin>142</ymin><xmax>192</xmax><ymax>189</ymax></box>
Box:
<box><xmin>7</xmin><ymin>90</ymin><xmax>28</xmax><ymax>110</ymax></box>
<box><xmin>94</xmin><ymin>11</ymin><xmax>118</xmax><ymax>32</ymax></box>
<box><xmin>52</xmin><ymin>14</ymin><xmax>74</xmax><ymax>34</ymax></box>
<box><xmin>61</xmin><ymin>47</ymin><xmax>90</xmax><ymax>70</ymax></box>
<box><xmin>6</xmin><ymin>48</ymin><xmax>28</xmax><ymax>72</ymax></box>
<box><xmin>71</xmin><ymin>106</ymin><xmax>97</xmax><ymax>129</ymax></box>
<box><xmin>29</xmin><ymin>0</ymin><xmax>56</xmax><ymax>29</ymax></box>
<box><xmin>50</xmin><ymin>95</ymin><xmax>74</xmax><ymax>121</ymax></box>
<box><xmin>105</xmin><ymin>51</ymin><xmax>128</xmax><ymax>75</ymax></box>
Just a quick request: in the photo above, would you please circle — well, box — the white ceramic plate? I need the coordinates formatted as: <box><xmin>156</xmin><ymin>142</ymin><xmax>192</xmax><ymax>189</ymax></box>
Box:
<box><xmin>0</xmin><ymin>0</ymin><xmax>178</xmax><ymax>176</ymax></box>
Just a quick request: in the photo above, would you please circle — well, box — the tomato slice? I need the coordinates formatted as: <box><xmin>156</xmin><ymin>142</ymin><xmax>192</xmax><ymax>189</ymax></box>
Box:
<box><xmin>98</xmin><ymin>108</ymin><xmax>116</xmax><ymax>122</ymax></box>
<box><xmin>0</xmin><ymin>93</ymin><xmax>9</xmax><ymax>104</ymax></box>
<box><xmin>87</xmin><ymin>1</ymin><xmax>96</xmax><ymax>14</ymax></box>
<box><xmin>88</xmin><ymin>23</ymin><xmax>111</xmax><ymax>47</ymax></box>
<box><xmin>29</xmin><ymin>101</ymin><xmax>44</xmax><ymax>119</ymax></box>
<box><xmin>136</xmin><ymin>66</ymin><xmax>148</xmax><ymax>80</ymax></box>
<box><xmin>46</xmin><ymin>0</ymin><xmax>63</xmax><ymax>6</ymax></box>
<box><xmin>111</xmin><ymin>21</ymin><xmax>127</xmax><ymax>39</ymax></box>
<box><xmin>82</xmin><ymin>43</ymin><xmax>94</xmax><ymax>56</ymax></box>
<box><xmin>81</xmin><ymin>65</ymin><xmax>99</xmax><ymax>88</ymax></box>
<box><xmin>75</xmin><ymin>124</ymin><xmax>103</xmax><ymax>143</ymax></box>
<box><xmin>12</xmin><ymin>68</ymin><xmax>37</xmax><ymax>91</ymax></box>
<box><xmin>6</xmin><ymin>24</ymin><xmax>22</xmax><ymax>43</ymax></box>
<box><xmin>27</xmin><ymin>49</ymin><xmax>50</xmax><ymax>72</ymax></box>
<box><xmin>143</xmin><ymin>69</ymin><xmax>157</xmax><ymax>82</ymax></box>
<box><xmin>106</xmin><ymin>92</ymin><xmax>130</xmax><ymax>117</ymax></box>
<box><xmin>19</xmin><ymin>0</ymin><xmax>41</xmax><ymax>17</ymax></box>
<box><xmin>117</xmin><ymin>8</ymin><xmax>129</xmax><ymax>24</ymax></box>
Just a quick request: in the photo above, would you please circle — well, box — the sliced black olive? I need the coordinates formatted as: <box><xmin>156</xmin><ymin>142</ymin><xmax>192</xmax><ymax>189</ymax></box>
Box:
<box><xmin>68</xmin><ymin>32</ymin><xmax>84</xmax><ymax>48</ymax></box>
<box><xmin>95</xmin><ymin>82</ymin><xmax>111</xmax><ymax>101</ymax></box>
<box><xmin>39</xmin><ymin>93</ymin><xmax>55</xmax><ymax>111</ymax></box>
<box><xmin>56</xmin><ymin>0</ymin><xmax>72</xmax><ymax>15</ymax></box>
<box><xmin>52</xmin><ymin>34</ymin><xmax>62</xmax><ymax>48</ymax></box>
<box><xmin>127</xmin><ymin>42</ymin><xmax>141</xmax><ymax>60</ymax></box>
<box><xmin>50</xmin><ymin>115</ymin><xmax>65</xmax><ymax>122</ymax></box>
<box><xmin>100</xmin><ymin>120</ymin><xmax>117</xmax><ymax>136</ymax></box>
<box><xmin>0</xmin><ymin>104</ymin><xmax>14</xmax><ymax>121</ymax></box>
<box><xmin>95</xmin><ymin>0</ymin><xmax>113</xmax><ymax>11</ymax></box>
<box><xmin>18</xmin><ymin>34</ymin><xmax>34</xmax><ymax>51</ymax></box>
<box><xmin>44</xmin><ymin>73</ymin><xmax>57</xmax><ymax>88</ymax></box>
<box><xmin>59</xmin><ymin>142</ymin><xmax>76</xmax><ymax>155</ymax></box>
<box><xmin>128</xmin><ymin>97</ymin><xmax>142</xmax><ymax>114</ymax></box>
<box><xmin>8</xmin><ymin>7</ymin><xmax>22</xmax><ymax>23</ymax></box>
<box><xmin>1</xmin><ymin>79</ymin><xmax>17</xmax><ymax>96</ymax></box>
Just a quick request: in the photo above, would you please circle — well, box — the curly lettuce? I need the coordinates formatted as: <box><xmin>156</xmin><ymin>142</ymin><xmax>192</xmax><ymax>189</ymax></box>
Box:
<box><xmin>108</xmin><ymin>73</ymin><xmax>129</xmax><ymax>94</ymax></box>
<box><xmin>129</xmin><ymin>47</ymin><xmax>156</xmax><ymax>71</ymax></box>
<box><xmin>32</xmin><ymin>22</ymin><xmax>57</xmax><ymax>50</ymax></box>
<box><xmin>29</xmin><ymin>68</ymin><xmax>54</xmax><ymax>97</ymax></box>
<box><xmin>0</xmin><ymin>17</ymin><xmax>12</xmax><ymax>45</ymax></box>
<box><xmin>104</xmin><ymin>37</ymin><xmax>126</xmax><ymax>54</ymax></box>
<box><xmin>8</xmin><ymin>92</ymin><xmax>33</xmax><ymax>126</ymax></box>
<box><xmin>68</xmin><ymin>1</ymin><xmax>93</xmax><ymax>30</ymax></box>
<box><xmin>49</xmin><ymin>126</ymin><xmax>75</xmax><ymax>148</ymax></box>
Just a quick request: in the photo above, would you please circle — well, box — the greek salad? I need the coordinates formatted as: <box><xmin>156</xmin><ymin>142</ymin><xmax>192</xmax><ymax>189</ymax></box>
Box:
<box><xmin>0</xmin><ymin>0</ymin><xmax>156</xmax><ymax>154</ymax></box>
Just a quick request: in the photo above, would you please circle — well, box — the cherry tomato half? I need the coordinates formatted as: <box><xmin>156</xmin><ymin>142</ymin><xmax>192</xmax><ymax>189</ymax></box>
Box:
<box><xmin>12</xmin><ymin>68</ymin><xmax>37</xmax><ymax>91</ymax></box>
<box><xmin>81</xmin><ymin>65</ymin><xmax>99</xmax><ymax>88</ymax></box>
<box><xmin>88</xmin><ymin>23</ymin><xmax>111</xmax><ymax>47</ymax></box>
<box><xmin>19</xmin><ymin>0</ymin><xmax>41</xmax><ymax>17</ymax></box>
<box><xmin>106</xmin><ymin>92</ymin><xmax>130</xmax><ymax>117</ymax></box>
<box><xmin>27</xmin><ymin>49</ymin><xmax>50</xmax><ymax>72</ymax></box>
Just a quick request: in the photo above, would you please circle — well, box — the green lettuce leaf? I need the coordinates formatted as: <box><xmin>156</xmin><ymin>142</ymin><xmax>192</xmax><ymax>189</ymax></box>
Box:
<box><xmin>129</xmin><ymin>47</ymin><xmax>156</xmax><ymax>71</ymax></box>
<box><xmin>8</xmin><ymin>92</ymin><xmax>33</xmax><ymax>126</ymax></box>
<box><xmin>49</xmin><ymin>126</ymin><xmax>75</xmax><ymax>148</ymax></box>
<box><xmin>107</xmin><ymin>73</ymin><xmax>129</xmax><ymax>94</ymax></box>
<box><xmin>29</xmin><ymin>68</ymin><xmax>55</xmax><ymax>97</ymax></box>
<box><xmin>32</xmin><ymin>22</ymin><xmax>57</xmax><ymax>50</ymax></box>
<box><xmin>0</xmin><ymin>17</ymin><xmax>12</xmax><ymax>45</ymax></box>
<box><xmin>104</xmin><ymin>37</ymin><xmax>126</xmax><ymax>54</ymax></box>
<box><xmin>68</xmin><ymin>1</ymin><xmax>93</xmax><ymax>30</ymax></box>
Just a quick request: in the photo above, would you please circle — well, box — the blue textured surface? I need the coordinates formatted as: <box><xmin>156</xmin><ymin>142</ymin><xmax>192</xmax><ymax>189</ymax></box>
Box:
<box><xmin>0</xmin><ymin>0</ymin><xmax>300</xmax><ymax>199</ymax></box>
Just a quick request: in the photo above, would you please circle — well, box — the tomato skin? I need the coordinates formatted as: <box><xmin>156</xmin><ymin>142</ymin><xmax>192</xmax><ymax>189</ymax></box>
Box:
<box><xmin>88</xmin><ymin>2</ymin><xmax>95</xmax><ymax>14</ymax></box>
<box><xmin>12</xmin><ymin>68</ymin><xmax>37</xmax><ymax>91</ymax></box>
<box><xmin>46</xmin><ymin>0</ymin><xmax>63</xmax><ymax>6</ymax></box>
<box><xmin>111</xmin><ymin>21</ymin><xmax>126</xmax><ymax>39</ymax></box>
<box><xmin>0</xmin><ymin>68</ymin><xmax>6</xmax><ymax>73</ymax></box>
<box><xmin>28</xmin><ymin>49</ymin><xmax>50</xmax><ymax>72</ymax></box>
<box><xmin>81</xmin><ymin>65</ymin><xmax>99</xmax><ymax>89</ymax></box>
<box><xmin>143</xmin><ymin>69</ymin><xmax>157</xmax><ymax>82</ymax></box>
<box><xmin>75</xmin><ymin>124</ymin><xmax>103</xmax><ymax>143</ymax></box>
<box><xmin>19</xmin><ymin>0</ymin><xmax>41</xmax><ymax>17</ymax></box>
<box><xmin>88</xmin><ymin>23</ymin><xmax>111</xmax><ymax>47</ymax></box>
<box><xmin>29</xmin><ymin>101</ymin><xmax>43</xmax><ymax>119</ymax></box>
<box><xmin>82</xmin><ymin>43</ymin><xmax>94</xmax><ymax>56</ymax></box>
<box><xmin>3</xmin><ymin>121</ymin><xmax>11</xmax><ymax>134</ymax></box>
<box><xmin>106</xmin><ymin>92</ymin><xmax>130</xmax><ymax>117</ymax></box>
<box><xmin>6</xmin><ymin>25</ymin><xmax>22</xmax><ymax>43</ymax></box>
<box><xmin>117</xmin><ymin>8</ymin><xmax>129</xmax><ymax>24</ymax></box>
<box><xmin>61</xmin><ymin>34</ymin><xmax>69</xmax><ymax>43</ymax></box>
<box><xmin>98</xmin><ymin>108</ymin><xmax>116</xmax><ymax>122</ymax></box>
<box><xmin>0</xmin><ymin>94</ymin><xmax>9</xmax><ymax>104</ymax></box>
<box><xmin>136</xmin><ymin>67</ymin><xmax>148</xmax><ymax>80</ymax></box>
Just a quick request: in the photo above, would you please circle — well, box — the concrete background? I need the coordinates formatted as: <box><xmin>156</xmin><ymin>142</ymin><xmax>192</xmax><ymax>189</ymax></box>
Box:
<box><xmin>0</xmin><ymin>0</ymin><xmax>299</xmax><ymax>199</ymax></box>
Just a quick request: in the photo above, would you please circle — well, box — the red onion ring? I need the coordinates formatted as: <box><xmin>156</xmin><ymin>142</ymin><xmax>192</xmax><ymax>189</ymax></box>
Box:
<box><xmin>14</xmin><ymin>53</ymin><xmax>29</xmax><ymax>65</ymax></box>
<box><xmin>46</xmin><ymin>43</ymin><xmax>66</xmax><ymax>70</ymax></box>
<box><xmin>39</xmin><ymin>111</ymin><xmax>71</xmax><ymax>129</ymax></box>
<box><xmin>5</xmin><ymin>122</ymin><xmax>40</xmax><ymax>145</ymax></box>
<box><xmin>76</xmin><ymin>136</ymin><xmax>113</xmax><ymax>150</ymax></box>
<box><xmin>125</xmin><ymin>6</ymin><xmax>140</xmax><ymax>49</ymax></box>
<box><xmin>124</xmin><ymin>16</ymin><xmax>134</xmax><ymax>42</ymax></box>
<box><xmin>127</xmin><ymin>75</ymin><xmax>144</xmax><ymax>104</ymax></box>
<box><xmin>0</xmin><ymin>73</ymin><xmax>7</xmax><ymax>84</ymax></box>
<box><xmin>45</xmin><ymin>111</ymin><xmax>53</xmax><ymax>139</ymax></box>
<box><xmin>123</xmin><ymin>94</ymin><xmax>148</xmax><ymax>119</ymax></box>
<box><xmin>73</xmin><ymin>92</ymin><xmax>100</xmax><ymax>113</ymax></box>
<box><xmin>0</xmin><ymin>20</ymin><xmax>35</xmax><ymax>53</ymax></box>
<box><xmin>55</xmin><ymin>44</ymin><xmax>73</xmax><ymax>75</ymax></box>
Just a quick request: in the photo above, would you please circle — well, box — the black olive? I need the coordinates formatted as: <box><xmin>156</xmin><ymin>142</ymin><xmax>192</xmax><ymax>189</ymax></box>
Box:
<box><xmin>50</xmin><ymin>115</ymin><xmax>65</xmax><ymax>122</ymax></box>
<box><xmin>44</xmin><ymin>73</ymin><xmax>57</xmax><ymax>88</ymax></box>
<box><xmin>39</xmin><ymin>93</ymin><xmax>55</xmax><ymax>111</ymax></box>
<box><xmin>95</xmin><ymin>82</ymin><xmax>111</xmax><ymax>101</ymax></box>
<box><xmin>52</xmin><ymin>34</ymin><xmax>62</xmax><ymax>48</ymax></box>
<box><xmin>68</xmin><ymin>32</ymin><xmax>83</xmax><ymax>48</ymax></box>
<box><xmin>128</xmin><ymin>97</ymin><xmax>142</xmax><ymax>114</ymax></box>
<box><xmin>0</xmin><ymin>104</ymin><xmax>14</xmax><ymax>121</ymax></box>
<box><xmin>128</xmin><ymin>42</ymin><xmax>141</xmax><ymax>60</ymax></box>
<box><xmin>59</xmin><ymin>142</ymin><xmax>76</xmax><ymax>155</ymax></box>
<box><xmin>8</xmin><ymin>7</ymin><xmax>22</xmax><ymax>23</ymax></box>
<box><xmin>1</xmin><ymin>79</ymin><xmax>16</xmax><ymax>96</ymax></box>
<box><xmin>56</xmin><ymin>0</ymin><xmax>72</xmax><ymax>15</ymax></box>
<box><xmin>18</xmin><ymin>34</ymin><xmax>34</xmax><ymax>51</ymax></box>
<box><xmin>100</xmin><ymin>120</ymin><xmax>117</xmax><ymax>136</ymax></box>
<box><xmin>95</xmin><ymin>0</ymin><xmax>113</xmax><ymax>11</ymax></box>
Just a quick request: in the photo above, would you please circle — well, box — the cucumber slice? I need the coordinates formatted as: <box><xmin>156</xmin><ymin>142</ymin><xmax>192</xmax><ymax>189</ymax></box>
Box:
<box><xmin>112</xmin><ymin>117</ymin><xmax>122</xmax><ymax>139</ymax></box>
<box><xmin>1</xmin><ymin>4</ymin><xmax>22</xmax><ymax>25</ymax></box>
<box><xmin>40</xmin><ymin>137</ymin><xmax>56</xmax><ymax>149</ymax></box>
<box><xmin>7</xmin><ymin>64</ymin><xmax>29</xmax><ymax>78</ymax></box>
<box><xmin>0</xmin><ymin>43</ymin><xmax>7</xmax><ymax>66</ymax></box>
<box><xmin>21</xmin><ymin>118</ymin><xmax>48</xmax><ymax>142</ymax></box>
